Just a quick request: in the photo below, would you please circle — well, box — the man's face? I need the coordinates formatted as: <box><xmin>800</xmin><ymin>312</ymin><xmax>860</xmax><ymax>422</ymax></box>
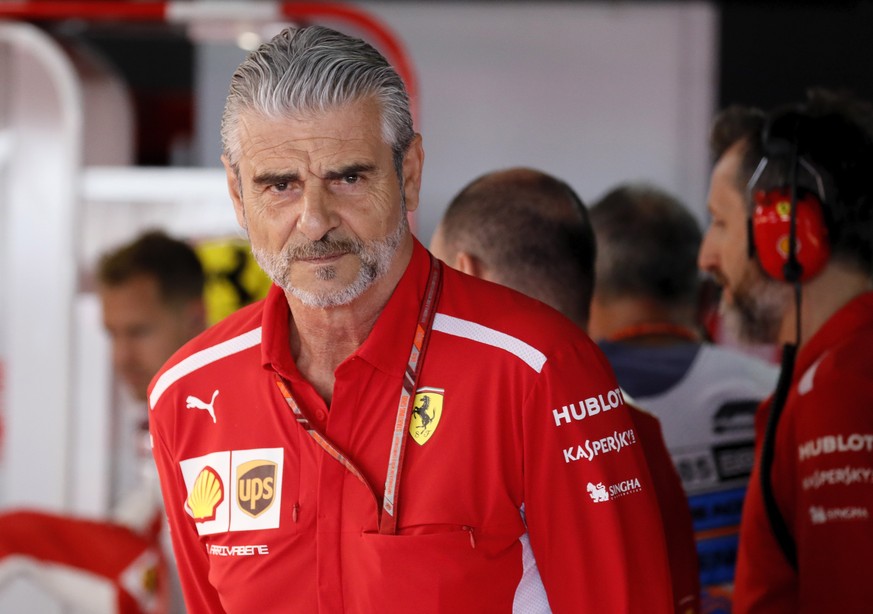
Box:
<box><xmin>224</xmin><ymin>98</ymin><xmax>423</xmax><ymax>308</ymax></box>
<box><xmin>100</xmin><ymin>275</ymin><xmax>202</xmax><ymax>401</ymax></box>
<box><xmin>699</xmin><ymin>141</ymin><xmax>791</xmax><ymax>343</ymax></box>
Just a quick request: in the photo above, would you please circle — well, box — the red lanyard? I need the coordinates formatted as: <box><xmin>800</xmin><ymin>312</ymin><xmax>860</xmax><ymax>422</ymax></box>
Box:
<box><xmin>275</xmin><ymin>255</ymin><xmax>443</xmax><ymax>534</ymax></box>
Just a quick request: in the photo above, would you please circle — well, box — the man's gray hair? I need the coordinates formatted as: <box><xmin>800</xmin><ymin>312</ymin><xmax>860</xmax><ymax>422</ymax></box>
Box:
<box><xmin>220</xmin><ymin>25</ymin><xmax>415</xmax><ymax>177</ymax></box>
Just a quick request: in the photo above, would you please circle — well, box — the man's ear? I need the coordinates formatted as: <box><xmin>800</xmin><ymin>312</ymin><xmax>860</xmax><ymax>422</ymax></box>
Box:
<box><xmin>454</xmin><ymin>251</ymin><xmax>486</xmax><ymax>278</ymax></box>
<box><xmin>400</xmin><ymin>134</ymin><xmax>424</xmax><ymax>213</ymax></box>
<box><xmin>222</xmin><ymin>154</ymin><xmax>247</xmax><ymax>230</ymax></box>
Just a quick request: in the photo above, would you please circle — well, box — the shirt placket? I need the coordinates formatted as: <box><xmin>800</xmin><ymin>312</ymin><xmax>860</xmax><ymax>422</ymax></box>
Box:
<box><xmin>314</xmin><ymin>357</ymin><xmax>377</xmax><ymax>613</ymax></box>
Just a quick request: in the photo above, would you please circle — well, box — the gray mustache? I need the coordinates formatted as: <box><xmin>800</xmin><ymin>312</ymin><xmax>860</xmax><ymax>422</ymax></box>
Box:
<box><xmin>288</xmin><ymin>237</ymin><xmax>363</xmax><ymax>260</ymax></box>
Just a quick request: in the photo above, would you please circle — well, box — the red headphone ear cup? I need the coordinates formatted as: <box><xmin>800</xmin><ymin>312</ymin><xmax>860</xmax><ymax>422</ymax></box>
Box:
<box><xmin>752</xmin><ymin>188</ymin><xmax>831</xmax><ymax>281</ymax></box>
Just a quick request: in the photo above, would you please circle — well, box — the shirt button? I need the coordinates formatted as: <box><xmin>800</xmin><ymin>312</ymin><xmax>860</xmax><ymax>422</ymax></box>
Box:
<box><xmin>316</xmin><ymin>411</ymin><xmax>327</xmax><ymax>421</ymax></box>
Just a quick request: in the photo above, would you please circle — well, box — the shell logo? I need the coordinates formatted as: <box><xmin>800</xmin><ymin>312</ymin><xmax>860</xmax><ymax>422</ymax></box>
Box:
<box><xmin>187</xmin><ymin>466</ymin><xmax>225</xmax><ymax>522</ymax></box>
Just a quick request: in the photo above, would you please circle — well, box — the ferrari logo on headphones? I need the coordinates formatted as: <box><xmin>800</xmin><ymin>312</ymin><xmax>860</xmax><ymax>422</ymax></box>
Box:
<box><xmin>777</xmin><ymin>235</ymin><xmax>792</xmax><ymax>258</ymax></box>
<box><xmin>776</xmin><ymin>199</ymin><xmax>792</xmax><ymax>218</ymax></box>
<box><xmin>410</xmin><ymin>387</ymin><xmax>444</xmax><ymax>445</ymax></box>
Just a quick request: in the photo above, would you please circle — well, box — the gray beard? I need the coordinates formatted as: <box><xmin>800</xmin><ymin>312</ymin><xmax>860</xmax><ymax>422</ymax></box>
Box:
<box><xmin>251</xmin><ymin>213</ymin><xmax>408</xmax><ymax>308</ymax></box>
<box><xmin>723</xmin><ymin>262</ymin><xmax>793</xmax><ymax>344</ymax></box>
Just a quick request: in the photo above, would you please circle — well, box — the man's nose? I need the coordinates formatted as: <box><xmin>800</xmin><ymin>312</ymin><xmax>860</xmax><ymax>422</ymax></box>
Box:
<box><xmin>698</xmin><ymin>227</ymin><xmax>719</xmax><ymax>274</ymax></box>
<box><xmin>297</xmin><ymin>184</ymin><xmax>339</xmax><ymax>242</ymax></box>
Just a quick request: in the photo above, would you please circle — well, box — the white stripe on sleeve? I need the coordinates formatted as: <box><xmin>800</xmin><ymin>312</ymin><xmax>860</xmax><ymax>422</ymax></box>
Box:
<box><xmin>432</xmin><ymin>313</ymin><xmax>547</xmax><ymax>373</ymax></box>
<box><xmin>149</xmin><ymin>327</ymin><xmax>262</xmax><ymax>408</ymax></box>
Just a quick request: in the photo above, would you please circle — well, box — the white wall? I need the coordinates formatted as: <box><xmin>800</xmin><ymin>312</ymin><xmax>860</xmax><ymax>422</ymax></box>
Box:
<box><xmin>369</xmin><ymin>1</ymin><xmax>717</xmax><ymax>241</ymax></box>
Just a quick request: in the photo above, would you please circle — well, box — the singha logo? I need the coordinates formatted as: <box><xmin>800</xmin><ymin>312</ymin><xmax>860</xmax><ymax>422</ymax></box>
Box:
<box><xmin>587</xmin><ymin>482</ymin><xmax>609</xmax><ymax>503</ymax></box>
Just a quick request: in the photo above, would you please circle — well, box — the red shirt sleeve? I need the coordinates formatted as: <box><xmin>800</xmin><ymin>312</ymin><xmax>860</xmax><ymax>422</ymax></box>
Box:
<box><xmin>150</xmin><ymin>426</ymin><xmax>227</xmax><ymax>613</ymax></box>
<box><xmin>792</xmin><ymin>366</ymin><xmax>873</xmax><ymax>611</ymax></box>
<box><xmin>522</xmin><ymin>342</ymin><xmax>675</xmax><ymax>613</ymax></box>
<box><xmin>736</xmin><ymin>357</ymin><xmax>873</xmax><ymax>612</ymax></box>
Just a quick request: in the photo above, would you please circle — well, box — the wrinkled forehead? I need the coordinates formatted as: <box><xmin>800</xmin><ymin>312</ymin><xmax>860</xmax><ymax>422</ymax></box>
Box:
<box><xmin>237</xmin><ymin>109</ymin><xmax>391</xmax><ymax>175</ymax></box>
<box><xmin>237</xmin><ymin>95</ymin><xmax>390</xmax><ymax>147</ymax></box>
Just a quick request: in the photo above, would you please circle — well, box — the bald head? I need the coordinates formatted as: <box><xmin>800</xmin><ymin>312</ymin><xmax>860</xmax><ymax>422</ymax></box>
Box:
<box><xmin>432</xmin><ymin>167</ymin><xmax>595</xmax><ymax>327</ymax></box>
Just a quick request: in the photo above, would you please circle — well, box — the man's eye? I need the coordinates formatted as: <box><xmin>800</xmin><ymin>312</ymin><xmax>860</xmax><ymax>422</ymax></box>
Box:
<box><xmin>343</xmin><ymin>174</ymin><xmax>360</xmax><ymax>184</ymax></box>
<box><xmin>274</xmin><ymin>182</ymin><xmax>288</xmax><ymax>192</ymax></box>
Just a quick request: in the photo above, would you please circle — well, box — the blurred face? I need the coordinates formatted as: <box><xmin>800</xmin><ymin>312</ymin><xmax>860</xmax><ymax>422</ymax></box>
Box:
<box><xmin>224</xmin><ymin>98</ymin><xmax>422</xmax><ymax>308</ymax></box>
<box><xmin>699</xmin><ymin>141</ymin><xmax>791</xmax><ymax>343</ymax></box>
<box><xmin>100</xmin><ymin>275</ymin><xmax>202</xmax><ymax>401</ymax></box>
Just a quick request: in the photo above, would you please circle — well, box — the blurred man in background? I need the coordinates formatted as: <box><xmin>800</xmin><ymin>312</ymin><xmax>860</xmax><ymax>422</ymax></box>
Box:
<box><xmin>100</xmin><ymin>230</ymin><xmax>206</xmax><ymax>405</ymax></box>
<box><xmin>699</xmin><ymin>90</ymin><xmax>873</xmax><ymax>612</ymax></box>
<box><xmin>431</xmin><ymin>166</ymin><xmax>701</xmax><ymax>614</ymax></box>
<box><xmin>0</xmin><ymin>230</ymin><xmax>205</xmax><ymax>614</ymax></box>
<box><xmin>587</xmin><ymin>184</ymin><xmax>778</xmax><ymax>612</ymax></box>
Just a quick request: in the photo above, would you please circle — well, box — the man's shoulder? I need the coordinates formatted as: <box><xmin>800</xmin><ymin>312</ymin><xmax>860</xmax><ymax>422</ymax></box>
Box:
<box><xmin>797</xmin><ymin>330</ymin><xmax>873</xmax><ymax>400</ymax></box>
<box><xmin>434</xmin><ymin>265</ymin><xmax>591</xmax><ymax>365</ymax></box>
<box><xmin>148</xmin><ymin>299</ymin><xmax>265</xmax><ymax>409</ymax></box>
<box><xmin>180</xmin><ymin>298</ymin><xmax>264</xmax><ymax>358</ymax></box>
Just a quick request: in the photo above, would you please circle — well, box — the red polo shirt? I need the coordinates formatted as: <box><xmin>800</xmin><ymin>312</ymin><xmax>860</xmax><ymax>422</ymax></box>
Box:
<box><xmin>734</xmin><ymin>292</ymin><xmax>873</xmax><ymax>612</ymax></box>
<box><xmin>149</xmin><ymin>240</ymin><xmax>673</xmax><ymax>613</ymax></box>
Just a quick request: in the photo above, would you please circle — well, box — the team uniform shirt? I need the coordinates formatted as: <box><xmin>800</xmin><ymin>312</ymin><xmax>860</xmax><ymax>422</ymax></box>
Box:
<box><xmin>600</xmin><ymin>341</ymin><xmax>778</xmax><ymax>613</ymax></box>
<box><xmin>733</xmin><ymin>292</ymin><xmax>873</xmax><ymax>613</ymax></box>
<box><xmin>148</xmin><ymin>241</ymin><xmax>674</xmax><ymax>613</ymax></box>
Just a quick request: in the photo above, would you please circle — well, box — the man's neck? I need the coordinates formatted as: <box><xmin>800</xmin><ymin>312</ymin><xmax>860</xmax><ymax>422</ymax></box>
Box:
<box><xmin>778</xmin><ymin>264</ymin><xmax>873</xmax><ymax>347</ymax></box>
<box><xmin>286</xmin><ymin>238</ymin><xmax>414</xmax><ymax>405</ymax></box>
<box><xmin>588</xmin><ymin>296</ymin><xmax>699</xmax><ymax>344</ymax></box>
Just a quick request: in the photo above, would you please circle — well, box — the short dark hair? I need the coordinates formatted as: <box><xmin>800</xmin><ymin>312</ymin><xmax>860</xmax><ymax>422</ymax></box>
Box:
<box><xmin>709</xmin><ymin>104</ymin><xmax>766</xmax><ymax>165</ymax></box>
<box><xmin>734</xmin><ymin>89</ymin><xmax>873</xmax><ymax>276</ymax></box>
<box><xmin>440</xmin><ymin>168</ymin><xmax>595</xmax><ymax>325</ymax></box>
<box><xmin>98</xmin><ymin>230</ymin><xmax>205</xmax><ymax>305</ymax></box>
<box><xmin>589</xmin><ymin>183</ymin><xmax>702</xmax><ymax>307</ymax></box>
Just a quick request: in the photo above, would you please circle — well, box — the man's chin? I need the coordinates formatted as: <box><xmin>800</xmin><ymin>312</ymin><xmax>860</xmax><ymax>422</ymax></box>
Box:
<box><xmin>723</xmin><ymin>286</ymin><xmax>790</xmax><ymax>345</ymax></box>
<box><xmin>720</xmin><ymin>305</ymin><xmax>774</xmax><ymax>345</ymax></box>
<box><xmin>289</xmin><ymin>274</ymin><xmax>373</xmax><ymax>309</ymax></box>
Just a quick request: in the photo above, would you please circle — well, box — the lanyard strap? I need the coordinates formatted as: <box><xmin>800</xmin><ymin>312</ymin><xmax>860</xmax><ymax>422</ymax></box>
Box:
<box><xmin>274</xmin><ymin>255</ymin><xmax>443</xmax><ymax>534</ymax></box>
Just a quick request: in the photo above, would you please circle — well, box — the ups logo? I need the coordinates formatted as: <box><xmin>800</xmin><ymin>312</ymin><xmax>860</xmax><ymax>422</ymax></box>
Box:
<box><xmin>237</xmin><ymin>460</ymin><xmax>277</xmax><ymax>518</ymax></box>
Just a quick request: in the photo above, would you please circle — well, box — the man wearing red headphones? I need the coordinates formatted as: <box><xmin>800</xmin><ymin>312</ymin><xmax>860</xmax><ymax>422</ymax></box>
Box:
<box><xmin>699</xmin><ymin>90</ymin><xmax>873</xmax><ymax>612</ymax></box>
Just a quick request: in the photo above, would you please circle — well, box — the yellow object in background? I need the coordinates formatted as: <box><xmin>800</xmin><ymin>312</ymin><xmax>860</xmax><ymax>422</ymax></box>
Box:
<box><xmin>195</xmin><ymin>237</ymin><xmax>271</xmax><ymax>325</ymax></box>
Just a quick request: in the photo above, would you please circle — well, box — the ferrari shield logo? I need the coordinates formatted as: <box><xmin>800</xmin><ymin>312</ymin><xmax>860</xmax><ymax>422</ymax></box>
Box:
<box><xmin>410</xmin><ymin>387</ymin><xmax>444</xmax><ymax>445</ymax></box>
<box><xmin>776</xmin><ymin>199</ymin><xmax>792</xmax><ymax>218</ymax></box>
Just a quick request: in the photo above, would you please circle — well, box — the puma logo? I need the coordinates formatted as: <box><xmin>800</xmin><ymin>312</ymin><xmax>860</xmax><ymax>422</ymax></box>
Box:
<box><xmin>186</xmin><ymin>390</ymin><xmax>219</xmax><ymax>423</ymax></box>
